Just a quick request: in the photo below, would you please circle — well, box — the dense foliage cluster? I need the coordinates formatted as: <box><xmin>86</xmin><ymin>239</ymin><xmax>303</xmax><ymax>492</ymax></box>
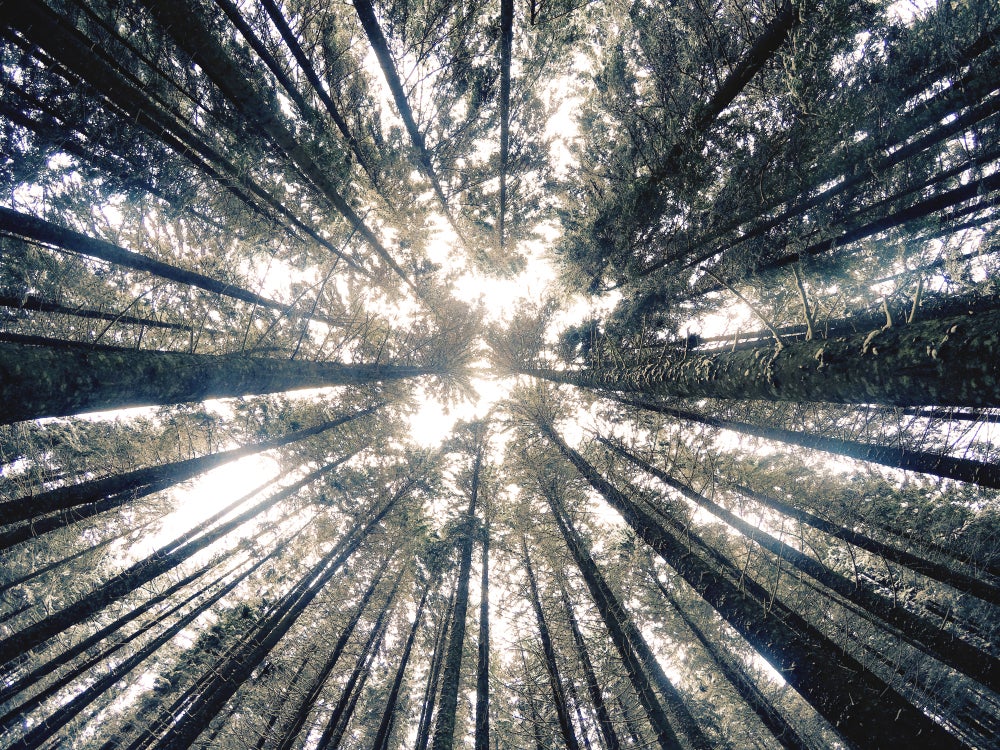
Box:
<box><xmin>1</xmin><ymin>0</ymin><xmax>998</xmax><ymax>747</ymax></box>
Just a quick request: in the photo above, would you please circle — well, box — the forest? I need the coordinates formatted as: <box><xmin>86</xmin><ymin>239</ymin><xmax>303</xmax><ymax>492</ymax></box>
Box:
<box><xmin>0</xmin><ymin>0</ymin><xmax>998</xmax><ymax>747</ymax></box>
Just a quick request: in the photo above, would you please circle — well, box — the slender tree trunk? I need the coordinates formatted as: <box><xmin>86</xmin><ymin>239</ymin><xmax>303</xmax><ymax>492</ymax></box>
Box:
<box><xmin>0</xmin><ymin>340</ymin><xmax>430</xmax><ymax>423</ymax></box>
<box><xmin>523</xmin><ymin>541</ymin><xmax>581</xmax><ymax>750</ymax></box>
<box><xmin>372</xmin><ymin>579</ymin><xmax>432</xmax><ymax>750</ymax></box>
<box><xmin>0</xmin><ymin>207</ymin><xmax>308</xmax><ymax>317</ymax></box>
<box><xmin>648</xmin><ymin>570</ymin><xmax>812</xmax><ymax>750</ymax></box>
<box><xmin>565</xmin><ymin>674</ymin><xmax>594</xmax><ymax>750</ymax></box>
<box><xmin>540</xmin><ymin>486</ymin><xmax>686</xmax><ymax>750</ymax></box>
<box><xmin>315</xmin><ymin>579</ymin><xmax>399</xmax><ymax>749</ymax></box>
<box><xmin>602</xmin><ymin>436</ymin><xmax>1000</xmax><ymax>690</ymax></box>
<box><xmin>415</xmin><ymin>576</ymin><xmax>458</xmax><ymax>750</ymax></box>
<box><xmin>522</xmin><ymin>307</ymin><xmax>1000</xmax><ymax>408</ymax></box>
<box><xmin>0</xmin><ymin>405</ymin><xmax>378</xmax><ymax>524</ymax></box>
<box><xmin>475</xmin><ymin>525</ymin><xmax>491</xmax><ymax>750</ymax></box>
<box><xmin>539</xmin><ymin>421</ymin><xmax>965</xmax><ymax>749</ymax></box>
<box><xmin>560</xmin><ymin>585</ymin><xmax>622</xmax><ymax>750</ymax></box>
<box><xmin>609</xmin><ymin>396</ymin><xmax>1000</xmax><ymax>491</ymax></box>
<box><xmin>254</xmin><ymin>656</ymin><xmax>312</xmax><ymax>750</ymax></box>
<box><xmin>153</xmin><ymin>493</ymin><xmax>403</xmax><ymax>749</ymax></box>
<box><xmin>0</xmin><ymin>458</ymin><xmax>346</xmax><ymax>667</ymax></box>
<box><xmin>0</xmin><ymin>293</ymin><xmax>195</xmax><ymax>332</ymax></box>
<box><xmin>135</xmin><ymin>0</ymin><xmax>413</xmax><ymax>285</ymax></box>
<box><xmin>2</xmin><ymin>540</ymin><xmax>278</xmax><ymax>749</ymax></box>
<box><xmin>430</xmin><ymin>449</ymin><xmax>482</xmax><ymax>750</ymax></box>
<box><xmin>497</xmin><ymin>0</ymin><xmax>514</xmax><ymax>251</ymax></box>
<box><xmin>272</xmin><ymin>558</ymin><xmax>391</xmax><ymax>750</ymax></box>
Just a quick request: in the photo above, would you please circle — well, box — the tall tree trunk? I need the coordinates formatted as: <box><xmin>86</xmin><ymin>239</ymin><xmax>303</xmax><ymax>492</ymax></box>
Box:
<box><xmin>0</xmin><ymin>340</ymin><xmax>431</xmax><ymax>423</ymax></box>
<box><xmin>540</xmin><ymin>485</ymin><xmax>687</xmax><ymax>750</ymax></box>
<box><xmin>601</xmin><ymin>436</ymin><xmax>1000</xmax><ymax>690</ymax></box>
<box><xmin>430</xmin><ymin>449</ymin><xmax>482</xmax><ymax>750</ymax></box>
<box><xmin>497</xmin><ymin>0</ymin><xmax>514</xmax><ymax>251</ymax></box>
<box><xmin>608</xmin><ymin>396</ymin><xmax>1000</xmax><ymax>492</ymax></box>
<box><xmin>0</xmin><ymin>405</ymin><xmax>378</xmax><ymax>524</ymax></box>
<box><xmin>134</xmin><ymin>0</ymin><xmax>413</xmax><ymax>286</ymax></box>
<box><xmin>272</xmin><ymin>558</ymin><xmax>391</xmax><ymax>750</ymax></box>
<box><xmin>523</xmin><ymin>540</ymin><xmax>581</xmax><ymax>750</ymax></box>
<box><xmin>415</xmin><ymin>575</ymin><xmax>458</xmax><ymax>750</ymax></box>
<box><xmin>372</xmin><ymin>578</ymin><xmax>432</xmax><ymax>750</ymax></box>
<box><xmin>647</xmin><ymin>569</ymin><xmax>813</xmax><ymax>750</ymax></box>
<box><xmin>2</xmin><ymin>537</ymin><xmax>280</xmax><ymax>749</ymax></box>
<box><xmin>253</xmin><ymin>656</ymin><xmax>312</xmax><ymax>750</ymax></box>
<box><xmin>475</xmin><ymin>524</ymin><xmax>491</xmax><ymax>750</ymax></box>
<box><xmin>520</xmin><ymin>307</ymin><xmax>1000</xmax><ymax>408</ymax></box>
<box><xmin>152</xmin><ymin>492</ymin><xmax>403</xmax><ymax>749</ymax></box>
<box><xmin>538</xmin><ymin>421</ymin><xmax>965</xmax><ymax>749</ymax></box>
<box><xmin>0</xmin><ymin>457</ymin><xmax>348</xmax><ymax>667</ymax></box>
<box><xmin>315</xmin><ymin>578</ymin><xmax>400</xmax><ymax>750</ymax></box>
<box><xmin>0</xmin><ymin>207</ymin><xmax>317</xmax><ymax>318</ymax></box>
<box><xmin>0</xmin><ymin>293</ymin><xmax>196</xmax><ymax>332</ymax></box>
<box><xmin>560</xmin><ymin>585</ymin><xmax>622</xmax><ymax>750</ymax></box>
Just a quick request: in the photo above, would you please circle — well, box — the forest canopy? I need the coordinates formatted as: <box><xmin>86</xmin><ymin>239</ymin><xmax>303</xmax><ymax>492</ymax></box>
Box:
<box><xmin>1</xmin><ymin>0</ymin><xmax>999</xmax><ymax>748</ymax></box>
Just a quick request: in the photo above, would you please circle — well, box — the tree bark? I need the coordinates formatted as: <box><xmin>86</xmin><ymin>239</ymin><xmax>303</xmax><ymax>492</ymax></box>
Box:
<box><xmin>0</xmin><ymin>340</ymin><xmax>431</xmax><ymax>423</ymax></box>
<box><xmin>601</xmin><ymin>436</ymin><xmax>1000</xmax><ymax>690</ymax></box>
<box><xmin>415</xmin><ymin>575</ymin><xmax>458</xmax><ymax>750</ymax></box>
<box><xmin>431</xmin><ymin>447</ymin><xmax>481</xmax><ymax>750</ymax></box>
<box><xmin>372</xmin><ymin>578</ymin><xmax>432</xmax><ymax>750</ymax></box>
<box><xmin>560</xmin><ymin>585</ymin><xmax>622</xmax><ymax>750</ymax></box>
<box><xmin>497</xmin><ymin>0</ymin><xmax>514</xmax><ymax>251</ymax></box>
<box><xmin>273</xmin><ymin>558</ymin><xmax>391</xmax><ymax>750</ymax></box>
<box><xmin>475</xmin><ymin>525</ymin><xmax>491</xmax><ymax>750</ymax></box>
<box><xmin>523</xmin><ymin>540</ymin><xmax>581</xmax><ymax>750</ymax></box>
<box><xmin>524</xmin><ymin>307</ymin><xmax>1000</xmax><ymax>407</ymax></box>
<box><xmin>0</xmin><ymin>405</ymin><xmax>377</xmax><ymax>524</ymax></box>
<box><xmin>539</xmin><ymin>422</ymin><xmax>965</xmax><ymax>750</ymax></box>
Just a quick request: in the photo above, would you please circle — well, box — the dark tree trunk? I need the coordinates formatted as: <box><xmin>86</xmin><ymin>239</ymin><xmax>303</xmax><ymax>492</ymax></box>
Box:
<box><xmin>272</xmin><ymin>558</ymin><xmax>391</xmax><ymax>750</ymax></box>
<box><xmin>601</xmin><ymin>436</ymin><xmax>1000</xmax><ymax>690</ymax></box>
<box><xmin>540</xmin><ymin>485</ymin><xmax>687</xmax><ymax>750</ymax></box>
<box><xmin>523</xmin><ymin>541</ymin><xmax>581</xmax><ymax>750</ymax></box>
<box><xmin>560</xmin><ymin>585</ymin><xmax>622</xmax><ymax>750</ymax></box>
<box><xmin>0</xmin><ymin>206</ymin><xmax>311</xmax><ymax>317</ymax></box>
<box><xmin>316</xmin><ymin>579</ymin><xmax>399</xmax><ymax>749</ymax></box>
<box><xmin>430</xmin><ymin>449</ymin><xmax>481</xmax><ymax>750</ymax></box>
<box><xmin>372</xmin><ymin>579</ymin><xmax>432</xmax><ymax>750</ymax></box>
<box><xmin>609</xmin><ymin>396</ymin><xmax>1000</xmax><ymax>492</ymax></box>
<box><xmin>521</xmin><ymin>307</ymin><xmax>1000</xmax><ymax>408</ymax></box>
<box><xmin>415</xmin><ymin>576</ymin><xmax>458</xmax><ymax>750</ymax></box>
<box><xmin>475</xmin><ymin>524</ymin><xmax>491</xmax><ymax>750</ymax></box>
<box><xmin>0</xmin><ymin>293</ymin><xmax>195</xmax><ymax>332</ymax></box>
<box><xmin>0</xmin><ymin>405</ymin><xmax>378</xmax><ymax>524</ymax></box>
<box><xmin>648</xmin><ymin>570</ymin><xmax>813</xmax><ymax>750</ymax></box>
<box><xmin>135</xmin><ymin>0</ymin><xmax>412</xmax><ymax>284</ymax></box>
<box><xmin>0</xmin><ymin>340</ymin><xmax>430</xmax><ymax>423</ymax></box>
<box><xmin>0</xmin><ymin>458</ymin><xmax>347</xmax><ymax>667</ymax></box>
<box><xmin>152</xmin><ymin>492</ymin><xmax>403</xmax><ymax>749</ymax></box>
<box><xmin>497</xmin><ymin>0</ymin><xmax>514</xmax><ymax>250</ymax></box>
<box><xmin>539</xmin><ymin>422</ymin><xmax>965</xmax><ymax>750</ymax></box>
<box><xmin>2</xmin><ymin>539</ymin><xmax>278</xmax><ymax>749</ymax></box>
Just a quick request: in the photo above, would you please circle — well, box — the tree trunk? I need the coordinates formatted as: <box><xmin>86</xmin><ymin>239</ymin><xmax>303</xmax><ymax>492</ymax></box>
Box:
<box><xmin>273</xmin><ymin>558</ymin><xmax>391</xmax><ymax>750</ymax></box>
<box><xmin>415</xmin><ymin>576</ymin><xmax>458</xmax><ymax>750</ymax></box>
<box><xmin>601</xmin><ymin>436</ymin><xmax>1000</xmax><ymax>690</ymax></box>
<box><xmin>523</xmin><ymin>540</ymin><xmax>581</xmax><ymax>750</ymax></box>
<box><xmin>521</xmin><ymin>307</ymin><xmax>1000</xmax><ymax>408</ymax></box>
<box><xmin>497</xmin><ymin>0</ymin><xmax>514</xmax><ymax>250</ymax></box>
<box><xmin>560</xmin><ymin>585</ymin><xmax>622</xmax><ymax>750</ymax></box>
<box><xmin>153</xmin><ymin>494</ymin><xmax>403</xmax><ymax>749</ymax></box>
<box><xmin>372</xmin><ymin>579</ymin><xmax>432</xmax><ymax>750</ymax></box>
<box><xmin>609</xmin><ymin>396</ymin><xmax>1000</xmax><ymax>492</ymax></box>
<box><xmin>0</xmin><ymin>340</ymin><xmax>430</xmax><ymax>423</ymax></box>
<box><xmin>648</xmin><ymin>570</ymin><xmax>812</xmax><ymax>750</ymax></box>
<box><xmin>316</xmin><ymin>579</ymin><xmax>399</xmax><ymax>749</ymax></box>
<box><xmin>0</xmin><ymin>405</ymin><xmax>377</xmax><ymax>524</ymax></box>
<box><xmin>0</xmin><ymin>458</ymin><xmax>347</xmax><ymax>667</ymax></box>
<box><xmin>539</xmin><ymin>422</ymin><xmax>965</xmax><ymax>750</ymax></box>
<box><xmin>430</xmin><ymin>449</ymin><xmax>481</xmax><ymax>750</ymax></box>
<box><xmin>540</xmin><ymin>485</ymin><xmax>687</xmax><ymax>750</ymax></box>
<box><xmin>475</xmin><ymin>525</ymin><xmax>491</xmax><ymax>750</ymax></box>
<box><xmin>0</xmin><ymin>293</ymin><xmax>196</xmax><ymax>332</ymax></box>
